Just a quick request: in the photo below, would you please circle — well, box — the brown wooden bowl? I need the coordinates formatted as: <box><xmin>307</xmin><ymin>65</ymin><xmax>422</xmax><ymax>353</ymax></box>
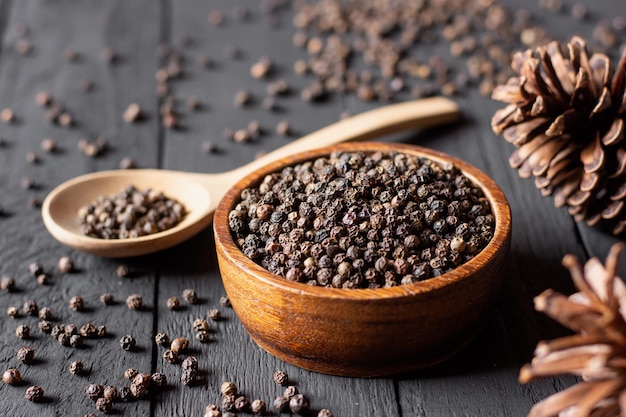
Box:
<box><xmin>214</xmin><ymin>142</ymin><xmax>512</xmax><ymax>377</ymax></box>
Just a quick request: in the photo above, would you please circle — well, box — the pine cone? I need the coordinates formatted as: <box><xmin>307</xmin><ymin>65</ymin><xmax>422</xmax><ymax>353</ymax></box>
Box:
<box><xmin>491</xmin><ymin>36</ymin><xmax>626</xmax><ymax>235</ymax></box>
<box><xmin>520</xmin><ymin>243</ymin><xmax>626</xmax><ymax>417</ymax></box>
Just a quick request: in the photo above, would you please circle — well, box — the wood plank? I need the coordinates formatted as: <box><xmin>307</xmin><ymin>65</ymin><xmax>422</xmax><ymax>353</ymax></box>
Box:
<box><xmin>0</xmin><ymin>0</ymin><xmax>161</xmax><ymax>415</ymax></box>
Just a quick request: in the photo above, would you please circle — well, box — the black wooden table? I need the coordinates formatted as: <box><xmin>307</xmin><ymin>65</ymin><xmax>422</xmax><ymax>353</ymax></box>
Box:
<box><xmin>0</xmin><ymin>1</ymin><xmax>625</xmax><ymax>416</ymax></box>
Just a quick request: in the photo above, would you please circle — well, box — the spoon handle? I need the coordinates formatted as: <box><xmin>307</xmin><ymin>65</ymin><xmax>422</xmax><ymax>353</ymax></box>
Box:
<box><xmin>226</xmin><ymin>97</ymin><xmax>459</xmax><ymax>179</ymax></box>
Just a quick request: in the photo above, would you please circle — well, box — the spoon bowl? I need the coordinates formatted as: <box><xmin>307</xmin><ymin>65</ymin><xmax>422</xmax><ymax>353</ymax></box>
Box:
<box><xmin>42</xmin><ymin>97</ymin><xmax>459</xmax><ymax>257</ymax></box>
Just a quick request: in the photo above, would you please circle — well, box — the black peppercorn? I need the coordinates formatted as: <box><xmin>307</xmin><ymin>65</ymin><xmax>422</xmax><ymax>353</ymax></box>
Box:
<box><xmin>163</xmin><ymin>349</ymin><xmax>178</xmax><ymax>364</ymax></box>
<box><xmin>95</xmin><ymin>397</ymin><xmax>112</xmax><ymax>413</ymax></box>
<box><xmin>207</xmin><ymin>308</ymin><xmax>222</xmax><ymax>321</ymax></box>
<box><xmin>38</xmin><ymin>320</ymin><xmax>52</xmax><ymax>333</ymax></box>
<box><xmin>274</xmin><ymin>396</ymin><xmax>289</xmax><ymax>412</ymax></box>
<box><xmin>25</xmin><ymin>385</ymin><xmax>44</xmax><ymax>402</ymax></box>
<box><xmin>151</xmin><ymin>372</ymin><xmax>167</xmax><ymax>387</ymax></box>
<box><xmin>180</xmin><ymin>369</ymin><xmax>197</xmax><ymax>386</ymax></box>
<box><xmin>289</xmin><ymin>394</ymin><xmax>310</xmax><ymax>415</ymax></box>
<box><xmin>251</xmin><ymin>399</ymin><xmax>267</xmax><ymax>415</ymax></box>
<box><xmin>181</xmin><ymin>356</ymin><xmax>198</xmax><ymax>371</ymax></box>
<box><xmin>126</xmin><ymin>293</ymin><xmax>143</xmax><ymax>310</ymax></box>
<box><xmin>170</xmin><ymin>337</ymin><xmax>189</xmax><ymax>354</ymax></box>
<box><xmin>80</xmin><ymin>323</ymin><xmax>97</xmax><ymax>338</ymax></box>
<box><xmin>2</xmin><ymin>368</ymin><xmax>21</xmax><ymax>385</ymax></box>
<box><xmin>17</xmin><ymin>346</ymin><xmax>35</xmax><ymax>364</ymax></box>
<box><xmin>28</xmin><ymin>262</ymin><xmax>44</xmax><ymax>277</ymax></box>
<box><xmin>318</xmin><ymin>409</ymin><xmax>334</xmax><ymax>417</ymax></box>
<box><xmin>124</xmin><ymin>368</ymin><xmax>139</xmax><ymax>380</ymax></box>
<box><xmin>120</xmin><ymin>335</ymin><xmax>136</xmax><ymax>351</ymax></box>
<box><xmin>69</xmin><ymin>361</ymin><xmax>84</xmax><ymax>375</ymax></box>
<box><xmin>273</xmin><ymin>370</ymin><xmax>288</xmax><ymax>386</ymax></box>
<box><xmin>166</xmin><ymin>296</ymin><xmax>181</xmax><ymax>310</ymax></box>
<box><xmin>284</xmin><ymin>385</ymin><xmax>298</xmax><ymax>399</ymax></box>
<box><xmin>22</xmin><ymin>300</ymin><xmax>38</xmax><ymax>316</ymax></box>
<box><xmin>57</xmin><ymin>256</ymin><xmax>73</xmax><ymax>273</ymax></box>
<box><xmin>118</xmin><ymin>386</ymin><xmax>132</xmax><ymax>402</ymax></box>
<box><xmin>16</xmin><ymin>325</ymin><xmax>30</xmax><ymax>339</ymax></box>
<box><xmin>100</xmin><ymin>293</ymin><xmax>114</xmax><ymax>305</ymax></box>
<box><xmin>86</xmin><ymin>383</ymin><xmax>104</xmax><ymax>401</ymax></box>
<box><xmin>222</xmin><ymin>395</ymin><xmax>236</xmax><ymax>411</ymax></box>
<box><xmin>220</xmin><ymin>381</ymin><xmax>237</xmax><ymax>397</ymax></box>
<box><xmin>234</xmin><ymin>396</ymin><xmax>250</xmax><ymax>412</ymax></box>
<box><xmin>182</xmin><ymin>289</ymin><xmax>198</xmax><ymax>304</ymax></box>
<box><xmin>69</xmin><ymin>296</ymin><xmax>85</xmax><ymax>311</ymax></box>
<box><xmin>0</xmin><ymin>276</ymin><xmax>16</xmax><ymax>291</ymax></box>
<box><xmin>103</xmin><ymin>386</ymin><xmax>118</xmax><ymax>402</ymax></box>
<box><xmin>155</xmin><ymin>332</ymin><xmax>170</xmax><ymax>347</ymax></box>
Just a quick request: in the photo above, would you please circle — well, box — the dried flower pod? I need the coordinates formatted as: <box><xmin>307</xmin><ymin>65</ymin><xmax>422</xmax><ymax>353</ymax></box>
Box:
<box><xmin>491</xmin><ymin>36</ymin><xmax>626</xmax><ymax>235</ymax></box>
<box><xmin>520</xmin><ymin>243</ymin><xmax>626</xmax><ymax>417</ymax></box>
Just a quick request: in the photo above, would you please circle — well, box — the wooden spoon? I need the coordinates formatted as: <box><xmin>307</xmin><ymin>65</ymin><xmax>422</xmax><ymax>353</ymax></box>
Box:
<box><xmin>42</xmin><ymin>97</ymin><xmax>459</xmax><ymax>257</ymax></box>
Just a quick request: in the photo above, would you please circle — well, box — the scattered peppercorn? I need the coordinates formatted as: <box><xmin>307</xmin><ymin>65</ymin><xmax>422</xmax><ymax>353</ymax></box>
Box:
<box><xmin>170</xmin><ymin>337</ymin><xmax>189</xmax><ymax>354</ymax></box>
<box><xmin>274</xmin><ymin>396</ymin><xmax>289</xmax><ymax>412</ymax></box>
<box><xmin>7</xmin><ymin>306</ymin><xmax>19</xmax><ymax>318</ymax></box>
<box><xmin>120</xmin><ymin>335</ymin><xmax>137</xmax><ymax>351</ymax></box>
<box><xmin>182</xmin><ymin>289</ymin><xmax>198</xmax><ymax>304</ymax></box>
<box><xmin>2</xmin><ymin>369</ymin><xmax>21</xmax><ymax>385</ymax></box>
<box><xmin>57</xmin><ymin>256</ymin><xmax>72</xmax><ymax>273</ymax></box>
<box><xmin>221</xmin><ymin>381</ymin><xmax>238</xmax><ymax>397</ymax></box>
<box><xmin>25</xmin><ymin>385</ymin><xmax>44</xmax><ymax>402</ymax></box>
<box><xmin>1</xmin><ymin>276</ymin><xmax>16</xmax><ymax>291</ymax></box>
<box><xmin>166</xmin><ymin>296</ymin><xmax>181</xmax><ymax>310</ymax></box>
<box><xmin>69</xmin><ymin>296</ymin><xmax>85</xmax><ymax>311</ymax></box>
<box><xmin>126</xmin><ymin>293</ymin><xmax>143</xmax><ymax>310</ymax></box>
<box><xmin>100</xmin><ymin>293</ymin><xmax>114</xmax><ymax>305</ymax></box>
<box><xmin>235</xmin><ymin>396</ymin><xmax>250</xmax><ymax>412</ymax></box>
<box><xmin>273</xmin><ymin>370</ymin><xmax>288</xmax><ymax>386</ymax></box>
<box><xmin>289</xmin><ymin>394</ymin><xmax>310</xmax><ymax>415</ymax></box>
<box><xmin>86</xmin><ymin>383</ymin><xmax>104</xmax><ymax>401</ymax></box>
<box><xmin>69</xmin><ymin>361</ymin><xmax>84</xmax><ymax>375</ymax></box>
<box><xmin>155</xmin><ymin>332</ymin><xmax>170</xmax><ymax>347</ymax></box>
<box><xmin>16</xmin><ymin>325</ymin><xmax>30</xmax><ymax>339</ymax></box>
<box><xmin>17</xmin><ymin>346</ymin><xmax>35</xmax><ymax>364</ymax></box>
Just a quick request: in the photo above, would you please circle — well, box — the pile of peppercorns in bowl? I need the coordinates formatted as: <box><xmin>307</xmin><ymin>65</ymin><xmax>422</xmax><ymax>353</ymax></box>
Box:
<box><xmin>214</xmin><ymin>142</ymin><xmax>512</xmax><ymax>377</ymax></box>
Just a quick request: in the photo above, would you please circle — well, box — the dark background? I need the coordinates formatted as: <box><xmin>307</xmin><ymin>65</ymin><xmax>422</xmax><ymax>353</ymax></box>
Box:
<box><xmin>0</xmin><ymin>0</ymin><xmax>624</xmax><ymax>416</ymax></box>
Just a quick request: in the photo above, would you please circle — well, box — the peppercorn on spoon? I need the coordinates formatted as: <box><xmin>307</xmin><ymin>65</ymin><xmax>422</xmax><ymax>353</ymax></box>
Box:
<box><xmin>42</xmin><ymin>97</ymin><xmax>459</xmax><ymax>258</ymax></box>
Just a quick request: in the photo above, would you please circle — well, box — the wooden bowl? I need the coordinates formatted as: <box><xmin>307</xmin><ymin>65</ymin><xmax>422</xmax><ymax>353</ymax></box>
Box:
<box><xmin>214</xmin><ymin>142</ymin><xmax>512</xmax><ymax>377</ymax></box>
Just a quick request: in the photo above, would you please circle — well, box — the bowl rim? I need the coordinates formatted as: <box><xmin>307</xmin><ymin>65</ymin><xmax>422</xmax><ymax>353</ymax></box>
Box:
<box><xmin>214</xmin><ymin>142</ymin><xmax>511</xmax><ymax>301</ymax></box>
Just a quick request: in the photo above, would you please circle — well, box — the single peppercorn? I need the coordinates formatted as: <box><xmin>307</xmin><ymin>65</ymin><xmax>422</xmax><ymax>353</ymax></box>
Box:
<box><xmin>25</xmin><ymin>385</ymin><xmax>44</xmax><ymax>402</ymax></box>
<box><xmin>155</xmin><ymin>332</ymin><xmax>170</xmax><ymax>347</ymax></box>
<box><xmin>38</xmin><ymin>320</ymin><xmax>52</xmax><ymax>333</ymax></box>
<box><xmin>196</xmin><ymin>330</ymin><xmax>210</xmax><ymax>343</ymax></box>
<box><xmin>222</xmin><ymin>395</ymin><xmax>236</xmax><ymax>411</ymax></box>
<box><xmin>103</xmin><ymin>386</ymin><xmax>118</xmax><ymax>402</ymax></box>
<box><xmin>118</xmin><ymin>386</ymin><xmax>132</xmax><ymax>402</ymax></box>
<box><xmin>69</xmin><ymin>296</ymin><xmax>85</xmax><ymax>311</ymax></box>
<box><xmin>95</xmin><ymin>397</ymin><xmax>112</xmax><ymax>413</ymax></box>
<box><xmin>96</xmin><ymin>325</ymin><xmax>107</xmax><ymax>337</ymax></box>
<box><xmin>57</xmin><ymin>333</ymin><xmax>70</xmax><ymax>347</ymax></box>
<box><xmin>207</xmin><ymin>308</ymin><xmax>222</xmax><ymax>321</ymax></box>
<box><xmin>182</xmin><ymin>289</ymin><xmax>198</xmax><ymax>304</ymax></box>
<box><xmin>220</xmin><ymin>381</ymin><xmax>238</xmax><ymax>397</ymax></box>
<box><xmin>274</xmin><ymin>396</ymin><xmax>289</xmax><ymax>412</ymax></box>
<box><xmin>65</xmin><ymin>324</ymin><xmax>78</xmax><ymax>335</ymax></box>
<box><xmin>273</xmin><ymin>370</ymin><xmax>288</xmax><ymax>386</ymax></box>
<box><xmin>70</xmin><ymin>334</ymin><xmax>83</xmax><ymax>348</ymax></box>
<box><xmin>234</xmin><ymin>396</ymin><xmax>250</xmax><ymax>412</ymax></box>
<box><xmin>116</xmin><ymin>264</ymin><xmax>129</xmax><ymax>277</ymax></box>
<box><xmin>28</xmin><ymin>262</ymin><xmax>44</xmax><ymax>277</ymax></box>
<box><xmin>124</xmin><ymin>368</ymin><xmax>139</xmax><ymax>380</ymax></box>
<box><xmin>80</xmin><ymin>323</ymin><xmax>97</xmax><ymax>338</ymax></box>
<box><xmin>22</xmin><ymin>300</ymin><xmax>38</xmax><ymax>316</ymax></box>
<box><xmin>130</xmin><ymin>382</ymin><xmax>148</xmax><ymax>398</ymax></box>
<box><xmin>181</xmin><ymin>356</ymin><xmax>198</xmax><ymax>371</ymax></box>
<box><xmin>166</xmin><ymin>296</ymin><xmax>181</xmax><ymax>310</ymax></box>
<box><xmin>17</xmin><ymin>347</ymin><xmax>35</xmax><ymax>364</ymax></box>
<box><xmin>251</xmin><ymin>399</ymin><xmax>267</xmax><ymax>415</ymax></box>
<box><xmin>181</xmin><ymin>369</ymin><xmax>197</xmax><ymax>386</ymax></box>
<box><xmin>133</xmin><ymin>373</ymin><xmax>152</xmax><ymax>388</ymax></box>
<box><xmin>100</xmin><ymin>293</ymin><xmax>114</xmax><ymax>305</ymax></box>
<box><xmin>163</xmin><ymin>349</ymin><xmax>178</xmax><ymax>364</ymax></box>
<box><xmin>57</xmin><ymin>256</ymin><xmax>73</xmax><ymax>272</ymax></box>
<box><xmin>2</xmin><ymin>368</ymin><xmax>21</xmax><ymax>385</ymax></box>
<box><xmin>289</xmin><ymin>394</ymin><xmax>310</xmax><ymax>415</ymax></box>
<box><xmin>318</xmin><ymin>409</ymin><xmax>334</xmax><ymax>417</ymax></box>
<box><xmin>36</xmin><ymin>274</ymin><xmax>49</xmax><ymax>285</ymax></box>
<box><xmin>69</xmin><ymin>361</ymin><xmax>84</xmax><ymax>375</ymax></box>
<box><xmin>7</xmin><ymin>307</ymin><xmax>19</xmax><ymax>320</ymax></box>
<box><xmin>86</xmin><ymin>383</ymin><xmax>104</xmax><ymax>401</ymax></box>
<box><xmin>16</xmin><ymin>324</ymin><xmax>30</xmax><ymax>339</ymax></box>
<box><xmin>220</xmin><ymin>295</ymin><xmax>231</xmax><ymax>307</ymax></box>
<box><xmin>193</xmin><ymin>318</ymin><xmax>210</xmax><ymax>332</ymax></box>
<box><xmin>126</xmin><ymin>293</ymin><xmax>143</xmax><ymax>310</ymax></box>
<box><xmin>38</xmin><ymin>307</ymin><xmax>52</xmax><ymax>320</ymax></box>
<box><xmin>0</xmin><ymin>276</ymin><xmax>16</xmax><ymax>291</ymax></box>
<box><xmin>170</xmin><ymin>337</ymin><xmax>189</xmax><ymax>354</ymax></box>
<box><xmin>151</xmin><ymin>372</ymin><xmax>167</xmax><ymax>387</ymax></box>
<box><xmin>119</xmin><ymin>335</ymin><xmax>136</xmax><ymax>351</ymax></box>
<box><xmin>284</xmin><ymin>385</ymin><xmax>298</xmax><ymax>399</ymax></box>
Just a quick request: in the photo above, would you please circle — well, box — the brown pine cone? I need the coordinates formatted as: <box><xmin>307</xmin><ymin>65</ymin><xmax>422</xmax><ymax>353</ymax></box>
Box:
<box><xmin>520</xmin><ymin>243</ymin><xmax>626</xmax><ymax>417</ymax></box>
<box><xmin>491</xmin><ymin>36</ymin><xmax>626</xmax><ymax>234</ymax></box>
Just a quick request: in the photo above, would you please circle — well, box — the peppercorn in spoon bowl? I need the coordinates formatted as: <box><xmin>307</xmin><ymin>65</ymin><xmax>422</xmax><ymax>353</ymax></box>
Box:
<box><xmin>41</xmin><ymin>97</ymin><xmax>460</xmax><ymax>258</ymax></box>
<box><xmin>214</xmin><ymin>142</ymin><xmax>512</xmax><ymax>377</ymax></box>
